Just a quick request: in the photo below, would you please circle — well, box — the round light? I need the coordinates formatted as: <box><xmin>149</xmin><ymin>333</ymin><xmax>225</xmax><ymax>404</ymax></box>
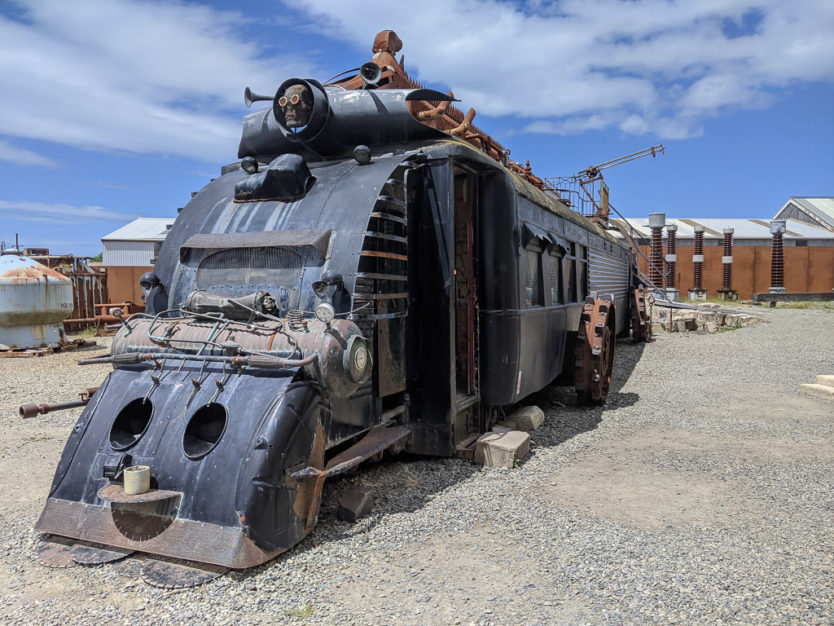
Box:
<box><xmin>314</xmin><ymin>302</ymin><xmax>335</xmax><ymax>324</ymax></box>
<box><xmin>353</xmin><ymin>145</ymin><xmax>371</xmax><ymax>165</ymax></box>
<box><xmin>241</xmin><ymin>156</ymin><xmax>258</xmax><ymax>174</ymax></box>
<box><xmin>344</xmin><ymin>336</ymin><xmax>372</xmax><ymax>383</ymax></box>
<box><xmin>353</xmin><ymin>345</ymin><xmax>368</xmax><ymax>371</ymax></box>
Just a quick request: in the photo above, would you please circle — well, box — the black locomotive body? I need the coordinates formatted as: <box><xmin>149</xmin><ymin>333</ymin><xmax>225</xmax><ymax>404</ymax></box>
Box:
<box><xmin>35</xmin><ymin>41</ymin><xmax>635</xmax><ymax>574</ymax></box>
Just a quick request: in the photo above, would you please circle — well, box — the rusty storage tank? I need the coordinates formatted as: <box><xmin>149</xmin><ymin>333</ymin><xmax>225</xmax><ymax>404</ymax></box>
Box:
<box><xmin>0</xmin><ymin>252</ymin><xmax>73</xmax><ymax>350</ymax></box>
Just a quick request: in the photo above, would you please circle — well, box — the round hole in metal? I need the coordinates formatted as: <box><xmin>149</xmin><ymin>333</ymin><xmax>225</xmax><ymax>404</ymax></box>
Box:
<box><xmin>109</xmin><ymin>399</ymin><xmax>153</xmax><ymax>451</ymax></box>
<box><xmin>183</xmin><ymin>403</ymin><xmax>227</xmax><ymax>459</ymax></box>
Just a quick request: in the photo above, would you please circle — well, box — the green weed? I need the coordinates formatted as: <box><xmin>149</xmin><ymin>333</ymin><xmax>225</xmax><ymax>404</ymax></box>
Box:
<box><xmin>285</xmin><ymin>603</ymin><xmax>314</xmax><ymax>618</ymax></box>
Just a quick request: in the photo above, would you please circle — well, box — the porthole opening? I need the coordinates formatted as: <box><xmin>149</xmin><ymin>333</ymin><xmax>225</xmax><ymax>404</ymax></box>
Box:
<box><xmin>109</xmin><ymin>399</ymin><xmax>153</xmax><ymax>451</ymax></box>
<box><xmin>183</xmin><ymin>403</ymin><xmax>227</xmax><ymax>459</ymax></box>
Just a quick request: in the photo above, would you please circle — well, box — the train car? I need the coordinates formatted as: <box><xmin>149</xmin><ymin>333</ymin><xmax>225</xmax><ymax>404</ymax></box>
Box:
<box><xmin>32</xmin><ymin>31</ymin><xmax>641</xmax><ymax>585</ymax></box>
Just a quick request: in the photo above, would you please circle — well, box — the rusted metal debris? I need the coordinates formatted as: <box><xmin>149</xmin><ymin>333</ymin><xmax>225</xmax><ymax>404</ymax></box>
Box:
<box><xmin>574</xmin><ymin>293</ymin><xmax>616</xmax><ymax>404</ymax></box>
<box><xmin>1</xmin><ymin>337</ymin><xmax>96</xmax><ymax>359</ymax></box>
<box><xmin>630</xmin><ymin>286</ymin><xmax>651</xmax><ymax>343</ymax></box>
<box><xmin>21</xmin><ymin>251</ymin><xmax>109</xmax><ymax>330</ymax></box>
<box><xmin>330</xmin><ymin>30</ymin><xmax>547</xmax><ymax>191</ymax></box>
<box><xmin>19</xmin><ymin>386</ymin><xmax>98</xmax><ymax>418</ymax></box>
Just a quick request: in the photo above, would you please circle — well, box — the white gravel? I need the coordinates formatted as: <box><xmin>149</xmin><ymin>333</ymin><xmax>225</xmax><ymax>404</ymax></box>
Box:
<box><xmin>0</xmin><ymin>304</ymin><xmax>832</xmax><ymax>625</ymax></box>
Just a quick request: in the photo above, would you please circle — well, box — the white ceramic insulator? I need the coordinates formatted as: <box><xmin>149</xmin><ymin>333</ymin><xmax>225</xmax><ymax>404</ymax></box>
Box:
<box><xmin>665</xmin><ymin>254</ymin><xmax>677</xmax><ymax>262</ymax></box>
<box><xmin>692</xmin><ymin>254</ymin><xmax>704</xmax><ymax>263</ymax></box>
<box><xmin>124</xmin><ymin>465</ymin><xmax>150</xmax><ymax>495</ymax></box>
<box><xmin>722</xmin><ymin>256</ymin><xmax>734</xmax><ymax>264</ymax></box>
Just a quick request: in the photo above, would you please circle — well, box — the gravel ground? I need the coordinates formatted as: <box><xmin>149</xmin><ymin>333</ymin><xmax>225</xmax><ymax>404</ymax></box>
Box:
<box><xmin>0</xmin><ymin>304</ymin><xmax>832</xmax><ymax>625</ymax></box>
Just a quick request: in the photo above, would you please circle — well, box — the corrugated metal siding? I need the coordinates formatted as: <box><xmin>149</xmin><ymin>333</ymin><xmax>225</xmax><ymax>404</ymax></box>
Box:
<box><xmin>589</xmin><ymin>249</ymin><xmax>629</xmax><ymax>299</ymax></box>
<box><xmin>103</xmin><ymin>241</ymin><xmax>156</xmax><ymax>267</ymax></box>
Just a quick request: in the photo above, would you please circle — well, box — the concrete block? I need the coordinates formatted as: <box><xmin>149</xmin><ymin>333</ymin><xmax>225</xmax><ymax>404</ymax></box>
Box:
<box><xmin>703</xmin><ymin>321</ymin><xmax>719</xmax><ymax>333</ymax></box>
<box><xmin>817</xmin><ymin>375</ymin><xmax>834</xmax><ymax>386</ymax></box>
<box><xmin>800</xmin><ymin>384</ymin><xmax>834</xmax><ymax>401</ymax></box>
<box><xmin>337</xmin><ymin>488</ymin><xmax>374</xmax><ymax>522</ymax></box>
<box><xmin>508</xmin><ymin>405</ymin><xmax>545</xmax><ymax>431</ymax></box>
<box><xmin>474</xmin><ymin>431</ymin><xmax>530</xmax><ymax>469</ymax></box>
<box><xmin>492</xmin><ymin>424</ymin><xmax>514</xmax><ymax>433</ymax></box>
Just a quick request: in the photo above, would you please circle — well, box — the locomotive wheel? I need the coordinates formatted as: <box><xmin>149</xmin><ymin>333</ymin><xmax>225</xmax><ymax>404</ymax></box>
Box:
<box><xmin>574</xmin><ymin>294</ymin><xmax>616</xmax><ymax>405</ymax></box>
<box><xmin>630</xmin><ymin>286</ymin><xmax>651</xmax><ymax>342</ymax></box>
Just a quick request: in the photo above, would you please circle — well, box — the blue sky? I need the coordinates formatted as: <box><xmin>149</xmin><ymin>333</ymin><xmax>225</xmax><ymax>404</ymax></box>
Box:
<box><xmin>0</xmin><ymin>0</ymin><xmax>832</xmax><ymax>256</ymax></box>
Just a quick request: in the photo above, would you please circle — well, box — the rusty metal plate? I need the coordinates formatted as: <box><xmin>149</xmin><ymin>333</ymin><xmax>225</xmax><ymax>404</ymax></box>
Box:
<box><xmin>324</xmin><ymin>425</ymin><xmax>410</xmax><ymax>476</ymax></box>
<box><xmin>141</xmin><ymin>557</ymin><xmax>228</xmax><ymax>589</ymax></box>
<box><xmin>70</xmin><ymin>542</ymin><xmax>134</xmax><ymax>566</ymax></box>
<box><xmin>97</xmin><ymin>484</ymin><xmax>181</xmax><ymax>504</ymax></box>
<box><xmin>36</xmin><ymin>536</ymin><xmax>75</xmax><ymax>568</ymax></box>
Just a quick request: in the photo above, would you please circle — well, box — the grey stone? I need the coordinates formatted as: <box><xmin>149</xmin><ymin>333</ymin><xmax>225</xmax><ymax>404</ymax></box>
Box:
<box><xmin>507</xmin><ymin>406</ymin><xmax>544</xmax><ymax>431</ymax></box>
<box><xmin>336</xmin><ymin>488</ymin><xmax>374</xmax><ymax>522</ymax></box>
<box><xmin>474</xmin><ymin>431</ymin><xmax>530</xmax><ymax>469</ymax></box>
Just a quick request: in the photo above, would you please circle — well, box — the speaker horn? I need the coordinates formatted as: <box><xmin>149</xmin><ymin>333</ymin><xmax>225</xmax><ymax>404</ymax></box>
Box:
<box><xmin>359</xmin><ymin>62</ymin><xmax>382</xmax><ymax>88</ymax></box>
<box><xmin>244</xmin><ymin>86</ymin><xmax>274</xmax><ymax>108</ymax></box>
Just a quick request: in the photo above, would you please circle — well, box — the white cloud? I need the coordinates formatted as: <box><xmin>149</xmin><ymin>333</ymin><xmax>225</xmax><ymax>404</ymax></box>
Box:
<box><xmin>0</xmin><ymin>200</ymin><xmax>134</xmax><ymax>223</ymax></box>
<box><xmin>0</xmin><ymin>0</ymin><xmax>318</xmax><ymax>162</ymax></box>
<box><xmin>296</xmin><ymin>0</ymin><xmax>834</xmax><ymax>139</ymax></box>
<box><xmin>0</xmin><ymin>140</ymin><xmax>58</xmax><ymax>167</ymax></box>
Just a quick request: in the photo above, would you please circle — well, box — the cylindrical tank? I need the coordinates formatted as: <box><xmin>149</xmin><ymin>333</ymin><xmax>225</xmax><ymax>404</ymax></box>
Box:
<box><xmin>0</xmin><ymin>254</ymin><xmax>73</xmax><ymax>350</ymax></box>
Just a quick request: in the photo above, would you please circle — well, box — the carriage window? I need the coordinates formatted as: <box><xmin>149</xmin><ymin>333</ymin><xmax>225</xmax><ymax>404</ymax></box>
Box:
<box><xmin>578</xmin><ymin>246</ymin><xmax>588</xmax><ymax>300</ymax></box>
<box><xmin>549</xmin><ymin>253</ymin><xmax>563</xmax><ymax>305</ymax></box>
<box><xmin>525</xmin><ymin>245</ymin><xmax>544</xmax><ymax>307</ymax></box>
<box><xmin>564</xmin><ymin>255</ymin><xmax>576</xmax><ymax>302</ymax></box>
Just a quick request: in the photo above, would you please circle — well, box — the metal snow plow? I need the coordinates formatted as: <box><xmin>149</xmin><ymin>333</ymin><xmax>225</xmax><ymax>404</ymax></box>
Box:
<box><xmin>27</xmin><ymin>292</ymin><xmax>408</xmax><ymax>587</ymax></box>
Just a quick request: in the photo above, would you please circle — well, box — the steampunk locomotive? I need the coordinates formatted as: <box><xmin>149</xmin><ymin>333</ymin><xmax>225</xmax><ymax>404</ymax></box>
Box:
<box><xmin>31</xmin><ymin>31</ymin><xmax>641</xmax><ymax>585</ymax></box>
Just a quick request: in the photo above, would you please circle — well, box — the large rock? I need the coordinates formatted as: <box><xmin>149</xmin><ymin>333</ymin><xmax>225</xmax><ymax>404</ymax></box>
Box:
<box><xmin>507</xmin><ymin>406</ymin><xmax>544</xmax><ymax>431</ymax></box>
<box><xmin>817</xmin><ymin>375</ymin><xmax>834</xmax><ymax>386</ymax></box>
<box><xmin>474</xmin><ymin>431</ymin><xmax>530</xmax><ymax>469</ymax></box>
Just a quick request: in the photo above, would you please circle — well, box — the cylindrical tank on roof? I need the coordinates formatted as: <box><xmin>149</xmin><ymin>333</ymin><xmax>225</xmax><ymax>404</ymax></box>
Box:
<box><xmin>0</xmin><ymin>253</ymin><xmax>73</xmax><ymax>350</ymax></box>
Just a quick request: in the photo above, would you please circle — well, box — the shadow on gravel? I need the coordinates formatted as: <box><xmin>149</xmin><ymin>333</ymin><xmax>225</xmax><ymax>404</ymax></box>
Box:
<box><xmin>523</xmin><ymin>339</ymin><xmax>646</xmax><ymax>450</ymax></box>
<box><xmin>230</xmin><ymin>340</ymin><xmax>649</xmax><ymax>580</ymax></box>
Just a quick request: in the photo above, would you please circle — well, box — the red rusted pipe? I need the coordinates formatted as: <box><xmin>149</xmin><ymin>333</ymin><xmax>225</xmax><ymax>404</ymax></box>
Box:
<box><xmin>692</xmin><ymin>226</ymin><xmax>704</xmax><ymax>291</ymax></box>
<box><xmin>722</xmin><ymin>228</ymin><xmax>734</xmax><ymax>292</ymax></box>
<box><xmin>665</xmin><ymin>224</ymin><xmax>677</xmax><ymax>290</ymax></box>
<box><xmin>770</xmin><ymin>220</ymin><xmax>786</xmax><ymax>293</ymax></box>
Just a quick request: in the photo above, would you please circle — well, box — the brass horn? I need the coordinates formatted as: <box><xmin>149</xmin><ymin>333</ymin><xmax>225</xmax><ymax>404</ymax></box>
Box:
<box><xmin>244</xmin><ymin>86</ymin><xmax>274</xmax><ymax>108</ymax></box>
<box><xmin>359</xmin><ymin>62</ymin><xmax>382</xmax><ymax>88</ymax></box>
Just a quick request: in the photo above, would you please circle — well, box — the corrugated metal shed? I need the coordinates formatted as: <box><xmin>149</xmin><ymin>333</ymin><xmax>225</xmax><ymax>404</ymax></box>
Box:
<box><xmin>611</xmin><ymin>217</ymin><xmax>834</xmax><ymax>245</ymax></box>
<box><xmin>101</xmin><ymin>218</ymin><xmax>174</xmax><ymax>267</ymax></box>
<box><xmin>772</xmin><ymin>197</ymin><xmax>834</xmax><ymax>231</ymax></box>
<box><xmin>102</xmin><ymin>218</ymin><xmax>174</xmax><ymax>242</ymax></box>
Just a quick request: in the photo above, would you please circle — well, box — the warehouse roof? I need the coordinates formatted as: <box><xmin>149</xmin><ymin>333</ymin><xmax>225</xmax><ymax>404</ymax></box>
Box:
<box><xmin>101</xmin><ymin>217</ymin><xmax>174</xmax><ymax>242</ymax></box>
<box><xmin>610</xmin><ymin>217</ymin><xmax>834</xmax><ymax>240</ymax></box>
<box><xmin>772</xmin><ymin>197</ymin><xmax>834</xmax><ymax>231</ymax></box>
